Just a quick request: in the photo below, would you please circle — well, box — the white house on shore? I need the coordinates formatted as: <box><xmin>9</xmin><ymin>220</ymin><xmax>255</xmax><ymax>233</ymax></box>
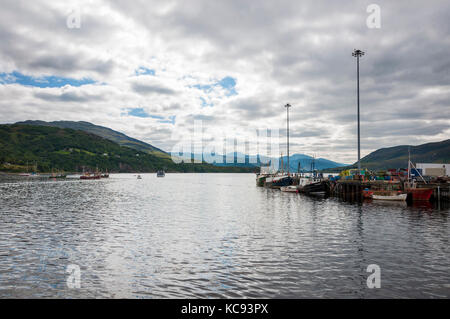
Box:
<box><xmin>415</xmin><ymin>163</ymin><xmax>449</xmax><ymax>177</ymax></box>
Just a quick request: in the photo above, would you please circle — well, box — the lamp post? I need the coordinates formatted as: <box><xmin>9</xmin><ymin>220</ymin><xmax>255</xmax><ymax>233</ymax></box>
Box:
<box><xmin>352</xmin><ymin>49</ymin><xmax>365</xmax><ymax>172</ymax></box>
<box><xmin>285</xmin><ymin>103</ymin><xmax>291</xmax><ymax>176</ymax></box>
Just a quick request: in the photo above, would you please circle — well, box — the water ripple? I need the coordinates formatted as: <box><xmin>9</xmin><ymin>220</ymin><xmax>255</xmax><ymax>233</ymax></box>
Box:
<box><xmin>0</xmin><ymin>174</ymin><xmax>448</xmax><ymax>298</ymax></box>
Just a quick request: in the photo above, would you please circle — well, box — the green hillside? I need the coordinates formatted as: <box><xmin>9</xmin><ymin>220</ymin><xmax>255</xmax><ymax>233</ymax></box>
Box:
<box><xmin>0</xmin><ymin>124</ymin><xmax>254</xmax><ymax>173</ymax></box>
<box><xmin>326</xmin><ymin>139</ymin><xmax>450</xmax><ymax>172</ymax></box>
<box><xmin>16</xmin><ymin>120</ymin><xmax>168</xmax><ymax>157</ymax></box>
<box><xmin>357</xmin><ymin>139</ymin><xmax>450</xmax><ymax>170</ymax></box>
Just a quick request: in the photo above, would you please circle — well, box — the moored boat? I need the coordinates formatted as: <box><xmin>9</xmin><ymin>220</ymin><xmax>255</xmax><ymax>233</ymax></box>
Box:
<box><xmin>156</xmin><ymin>170</ymin><xmax>165</xmax><ymax>177</ymax></box>
<box><xmin>300</xmin><ymin>181</ymin><xmax>328</xmax><ymax>195</ymax></box>
<box><xmin>265</xmin><ymin>175</ymin><xmax>292</xmax><ymax>188</ymax></box>
<box><xmin>405</xmin><ymin>187</ymin><xmax>433</xmax><ymax>201</ymax></box>
<box><xmin>405</xmin><ymin>149</ymin><xmax>433</xmax><ymax>201</ymax></box>
<box><xmin>372</xmin><ymin>191</ymin><xmax>407</xmax><ymax>201</ymax></box>
<box><xmin>256</xmin><ymin>166</ymin><xmax>272</xmax><ymax>187</ymax></box>
<box><xmin>80</xmin><ymin>172</ymin><xmax>101</xmax><ymax>180</ymax></box>
<box><xmin>256</xmin><ymin>174</ymin><xmax>267</xmax><ymax>187</ymax></box>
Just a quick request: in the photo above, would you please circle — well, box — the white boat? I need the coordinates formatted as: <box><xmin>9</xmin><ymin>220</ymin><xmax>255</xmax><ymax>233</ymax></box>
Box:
<box><xmin>280</xmin><ymin>185</ymin><xmax>298</xmax><ymax>193</ymax></box>
<box><xmin>156</xmin><ymin>170</ymin><xmax>165</xmax><ymax>178</ymax></box>
<box><xmin>372</xmin><ymin>193</ymin><xmax>407</xmax><ymax>201</ymax></box>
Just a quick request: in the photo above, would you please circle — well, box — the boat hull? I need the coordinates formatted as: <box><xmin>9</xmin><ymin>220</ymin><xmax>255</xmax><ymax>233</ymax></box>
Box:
<box><xmin>373</xmin><ymin>193</ymin><xmax>407</xmax><ymax>201</ymax></box>
<box><xmin>406</xmin><ymin>188</ymin><xmax>433</xmax><ymax>201</ymax></box>
<box><xmin>362</xmin><ymin>190</ymin><xmax>374</xmax><ymax>199</ymax></box>
<box><xmin>256</xmin><ymin>175</ymin><xmax>266</xmax><ymax>187</ymax></box>
<box><xmin>267</xmin><ymin>176</ymin><xmax>292</xmax><ymax>188</ymax></box>
<box><xmin>80</xmin><ymin>175</ymin><xmax>101</xmax><ymax>180</ymax></box>
<box><xmin>300</xmin><ymin>181</ymin><xmax>328</xmax><ymax>195</ymax></box>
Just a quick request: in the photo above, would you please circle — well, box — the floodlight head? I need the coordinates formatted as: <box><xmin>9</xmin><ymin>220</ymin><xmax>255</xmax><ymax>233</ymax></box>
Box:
<box><xmin>285</xmin><ymin>103</ymin><xmax>291</xmax><ymax>108</ymax></box>
<box><xmin>352</xmin><ymin>49</ymin><xmax>365</xmax><ymax>57</ymax></box>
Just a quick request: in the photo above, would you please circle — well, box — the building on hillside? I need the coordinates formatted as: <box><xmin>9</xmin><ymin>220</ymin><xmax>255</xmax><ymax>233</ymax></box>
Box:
<box><xmin>415</xmin><ymin>163</ymin><xmax>449</xmax><ymax>177</ymax></box>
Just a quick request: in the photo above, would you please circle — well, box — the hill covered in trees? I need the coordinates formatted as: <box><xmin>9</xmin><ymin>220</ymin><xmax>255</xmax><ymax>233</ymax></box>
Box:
<box><xmin>16</xmin><ymin>120</ymin><xmax>167</xmax><ymax>156</ymax></box>
<box><xmin>357</xmin><ymin>139</ymin><xmax>450</xmax><ymax>170</ymax></box>
<box><xmin>0</xmin><ymin>124</ymin><xmax>254</xmax><ymax>173</ymax></box>
<box><xmin>325</xmin><ymin>139</ymin><xmax>450</xmax><ymax>172</ymax></box>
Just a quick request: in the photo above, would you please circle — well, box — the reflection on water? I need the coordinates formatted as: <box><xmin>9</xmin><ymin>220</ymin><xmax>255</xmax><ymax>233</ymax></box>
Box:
<box><xmin>0</xmin><ymin>174</ymin><xmax>448</xmax><ymax>298</ymax></box>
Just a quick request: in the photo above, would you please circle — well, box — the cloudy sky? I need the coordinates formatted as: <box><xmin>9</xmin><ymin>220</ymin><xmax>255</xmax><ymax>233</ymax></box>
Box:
<box><xmin>0</xmin><ymin>0</ymin><xmax>449</xmax><ymax>164</ymax></box>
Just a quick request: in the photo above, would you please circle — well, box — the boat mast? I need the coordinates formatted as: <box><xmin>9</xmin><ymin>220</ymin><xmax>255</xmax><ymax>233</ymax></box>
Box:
<box><xmin>408</xmin><ymin>146</ymin><xmax>411</xmax><ymax>182</ymax></box>
<box><xmin>285</xmin><ymin>103</ymin><xmax>291</xmax><ymax>176</ymax></box>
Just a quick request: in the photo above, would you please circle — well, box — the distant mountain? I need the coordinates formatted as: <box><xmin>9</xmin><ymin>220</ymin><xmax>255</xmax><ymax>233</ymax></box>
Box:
<box><xmin>16</xmin><ymin>120</ymin><xmax>167</xmax><ymax>156</ymax></box>
<box><xmin>278</xmin><ymin>154</ymin><xmax>346</xmax><ymax>171</ymax></box>
<box><xmin>190</xmin><ymin>152</ymin><xmax>346</xmax><ymax>171</ymax></box>
<box><xmin>355</xmin><ymin>139</ymin><xmax>450</xmax><ymax>170</ymax></box>
<box><xmin>0</xmin><ymin>124</ymin><xmax>255</xmax><ymax>173</ymax></box>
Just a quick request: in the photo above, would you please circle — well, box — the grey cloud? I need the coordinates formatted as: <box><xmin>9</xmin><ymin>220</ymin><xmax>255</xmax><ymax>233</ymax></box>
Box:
<box><xmin>132</xmin><ymin>83</ymin><xmax>177</xmax><ymax>96</ymax></box>
<box><xmin>34</xmin><ymin>91</ymin><xmax>103</xmax><ymax>103</ymax></box>
<box><xmin>1</xmin><ymin>0</ymin><xmax>449</xmax><ymax>163</ymax></box>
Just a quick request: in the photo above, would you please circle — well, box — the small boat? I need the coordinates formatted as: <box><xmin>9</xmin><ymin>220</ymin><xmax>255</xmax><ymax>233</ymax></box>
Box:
<box><xmin>372</xmin><ymin>191</ymin><xmax>407</xmax><ymax>201</ymax></box>
<box><xmin>101</xmin><ymin>169</ymin><xmax>109</xmax><ymax>178</ymax></box>
<box><xmin>156</xmin><ymin>170</ymin><xmax>165</xmax><ymax>178</ymax></box>
<box><xmin>280</xmin><ymin>185</ymin><xmax>298</xmax><ymax>193</ymax></box>
<box><xmin>80</xmin><ymin>172</ymin><xmax>101</xmax><ymax>180</ymax></box>
<box><xmin>137</xmin><ymin>175</ymin><xmax>142</xmax><ymax>179</ymax></box>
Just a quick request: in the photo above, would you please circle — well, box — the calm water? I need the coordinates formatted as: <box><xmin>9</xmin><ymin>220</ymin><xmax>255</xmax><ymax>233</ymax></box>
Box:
<box><xmin>0</xmin><ymin>173</ymin><xmax>448</xmax><ymax>298</ymax></box>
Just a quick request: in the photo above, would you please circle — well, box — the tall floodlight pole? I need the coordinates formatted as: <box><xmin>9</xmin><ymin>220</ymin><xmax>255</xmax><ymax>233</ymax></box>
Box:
<box><xmin>285</xmin><ymin>103</ymin><xmax>291</xmax><ymax>176</ymax></box>
<box><xmin>352</xmin><ymin>49</ymin><xmax>365</xmax><ymax>172</ymax></box>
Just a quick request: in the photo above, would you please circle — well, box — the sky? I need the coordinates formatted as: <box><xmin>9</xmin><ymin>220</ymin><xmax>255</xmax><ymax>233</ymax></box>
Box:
<box><xmin>0</xmin><ymin>0</ymin><xmax>449</xmax><ymax>164</ymax></box>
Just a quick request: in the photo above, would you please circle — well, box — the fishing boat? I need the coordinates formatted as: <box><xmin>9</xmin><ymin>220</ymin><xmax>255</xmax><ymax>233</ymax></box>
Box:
<box><xmin>265</xmin><ymin>174</ymin><xmax>293</xmax><ymax>188</ymax></box>
<box><xmin>19</xmin><ymin>162</ymin><xmax>38</xmax><ymax>177</ymax></box>
<box><xmin>297</xmin><ymin>175</ymin><xmax>322</xmax><ymax>191</ymax></box>
<box><xmin>256</xmin><ymin>166</ymin><xmax>272</xmax><ymax>187</ymax></box>
<box><xmin>156</xmin><ymin>170</ymin><xmax>165</xmax><ymax>178</ymax></box>
<box><xmin>256</xmin><ymin>174</ymin><xmax>267</xmax><ymax>187</ymax></box>
<box><xmin>266</xmin><ymin>106</ymin><xmax>294</xmax><ymax>189</ymax></box>
<box><xmin>80</xmin><ymin>173</ymin><xmax>101</xmax><ymax>180</ymax></box>
<box><xmin>404</xmin><ymin>151</ymin><xmax>433</xmax><ymax>201</ymax></box>
<box><xmin>406</xmin><ymin>187</ymin><xmax>433</xmax><ymax>201</ymax></box>
<box><xmin>300</xmin><ymin>181</ymin><xmax>328</xmax><ymax>195</ymax></box>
